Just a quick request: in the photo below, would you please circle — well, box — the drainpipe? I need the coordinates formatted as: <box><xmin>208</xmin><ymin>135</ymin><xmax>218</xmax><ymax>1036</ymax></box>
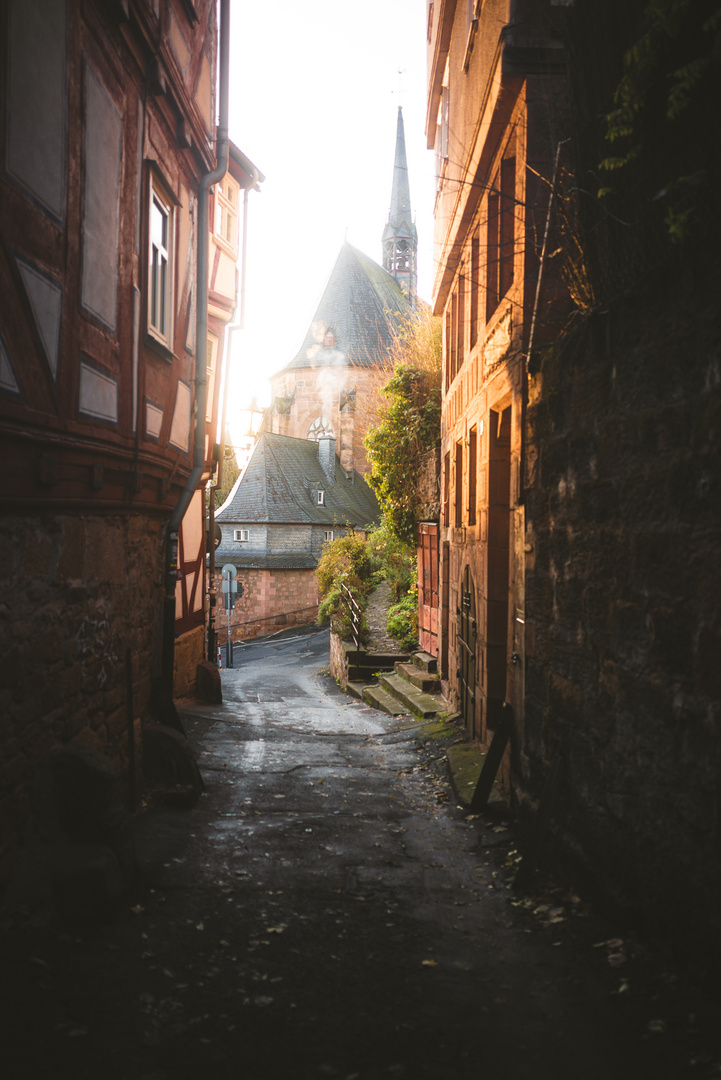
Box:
<box><xmin>209</xmin><ymin>161</ymin><xmax>259</xmax><ymax>664</ymax></box>
<box><xmin>158</xmin><ymin>0</ymin><xmax>230</xmax><ymax>727</ymax></box>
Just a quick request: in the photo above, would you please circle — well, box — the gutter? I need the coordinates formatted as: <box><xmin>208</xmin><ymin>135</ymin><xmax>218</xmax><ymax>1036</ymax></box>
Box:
<box><xmin>157</xmin><ymin>0</ymin><xmax>230</xmax><ymax>727</ymax></box>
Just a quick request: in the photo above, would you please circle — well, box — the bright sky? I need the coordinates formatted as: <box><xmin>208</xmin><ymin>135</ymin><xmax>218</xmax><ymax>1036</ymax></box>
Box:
<box><xmin>225</xmin><ymin>0</ymin><xmax>436</xmax><ymax>438</ymax></box>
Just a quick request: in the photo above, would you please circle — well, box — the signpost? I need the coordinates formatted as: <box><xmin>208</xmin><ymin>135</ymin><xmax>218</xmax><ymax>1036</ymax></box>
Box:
<box><xmin>221</xmin><ymin>564</ymin><xmax>238</xmax><ymax>668</ymax></box>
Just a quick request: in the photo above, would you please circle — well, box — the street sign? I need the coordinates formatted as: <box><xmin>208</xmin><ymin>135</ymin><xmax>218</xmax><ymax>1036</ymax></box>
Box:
<box><xmin>221</xmin><ymin>564</ymin><xmax>238</xmax><ymax>668</ymax></box>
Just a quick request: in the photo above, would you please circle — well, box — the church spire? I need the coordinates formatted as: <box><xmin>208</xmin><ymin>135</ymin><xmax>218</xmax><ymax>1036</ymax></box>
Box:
<box><xmin>382</xmin><ymin>106</ymin><xmax>417</xmax><ymax>305</ymax></box>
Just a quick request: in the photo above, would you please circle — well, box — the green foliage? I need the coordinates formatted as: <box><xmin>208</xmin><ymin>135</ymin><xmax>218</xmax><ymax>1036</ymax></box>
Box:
<box><xmin>314</xmin><ymin>518</ymin><xmax>417</xmax><ymax>646</ymax></box>
<box><xmin>364</xmin><ymin>312</ymin><xmax>442</xmax><ymax>545</ymax></box>
<box><xmin>315</xmin><ymin>533</ymin><xmax>373</xmax><ymax>600</ymax></box>
<box><xmin>386</xmin><ymin>587</ymin><xmax>419</xmax><ymax>652</ymax></box>
<box><xmin>365</xmin><ymin>521</ymin><xmax>416</xmax><ymax>601</ymax></box>
<box><xmin>600</xmin><ymin>0</ymin><xmax>721</xmax><ymax>242</ymax></box>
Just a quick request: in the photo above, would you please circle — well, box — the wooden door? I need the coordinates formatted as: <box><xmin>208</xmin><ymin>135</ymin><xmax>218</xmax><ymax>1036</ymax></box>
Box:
<box><xmin>417</xmin><ymin>522</ymin><xmax>439</xmax><ymax>657</ymax></box>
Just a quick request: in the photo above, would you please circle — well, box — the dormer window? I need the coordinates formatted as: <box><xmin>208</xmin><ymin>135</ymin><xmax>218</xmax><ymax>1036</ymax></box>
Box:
<box><xmin>323</xmin><ymin>328</ymin><xmax>335</xmax><ymax>348</ymax></box>
<box><xmin>317</xmin><ymin>490</ymin><xmax>325</xmax><ymax>506</ymax></box>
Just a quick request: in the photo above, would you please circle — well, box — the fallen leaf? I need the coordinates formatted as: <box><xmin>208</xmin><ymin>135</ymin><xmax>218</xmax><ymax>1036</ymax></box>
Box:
<box><xmin>648</xmin><ymin>1019</ymin><xmax>666</xmax><ymax>1034</ymax></box>
<box><xmin>266</xmin><ymin>925</ymin><xmax>288</xmax><ymax>934</ymax></box>
<box><xmin>422</xmin><ymin>959</ymin><xmax>437</xmax><ymax>967</ymax></box>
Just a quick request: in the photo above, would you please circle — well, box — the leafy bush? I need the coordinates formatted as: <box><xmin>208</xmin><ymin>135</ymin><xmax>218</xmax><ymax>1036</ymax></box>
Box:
<box><xmin>316</xmin><ymin>533</ymin><xmax>373</xmax><ymax>600</ymax></box>
<box><xmin>365</xmin><ymin>521</ymin><xmax>415</xmax><ymax>600</ymax></box>
<box><xmin>364</xmin><ymin>312</ymin><xmax>442</xmax><ymax>545</ymax></box>
<box><xmin>315</xmin><ymin>533</ymin><xmax>374</xmax><ymax>638</ymax></box>
<box><xmin>386</xmin><ymin>587</ymin><xmax>419</xmax><ymax>652</ymax></box>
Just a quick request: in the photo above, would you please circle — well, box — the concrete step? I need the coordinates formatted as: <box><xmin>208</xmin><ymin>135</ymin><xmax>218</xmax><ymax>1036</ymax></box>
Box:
<box><xmin>412</xmin><ymin>651</ymin><xmax>438</xmax><ymax>675</ymax></box>
<box><xmin>363</xmin><ymin>683</ymin><xmax>408</xmax><ymax>716</ymax></box>
<box><xmin>378</xmin><ymin>673</ymin><xmax>445</xmax><ymax>719</ymax></box>
<box><xmin>345</xmin><ymin>681</ymin><xmax>367</xmax><ymax>701</ymax></box>
<box><xmin>394</xmin><ymin>661</ymin><xmax>442</xmax><ymax>694</ymax></box>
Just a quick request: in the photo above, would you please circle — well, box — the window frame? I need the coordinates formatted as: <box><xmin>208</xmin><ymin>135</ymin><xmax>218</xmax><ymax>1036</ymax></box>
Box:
<box><xmin>233</xmin><ymin>528</ymin><xmax>249</xmax><ymax>542</ymax></box>
<box><xmin>454</xmin><ymin>440</ymin><xmax>464</xmax><ymax>528</ymax></box>
<box><xmin>147</xmin><ymin>172</ymin><xmax>176</xmax><ymax>351</ymax></box>
<box><xmin>214</xmin><ymin>173</ymin><xmax>240</xmax><ymax>254</ymax></box>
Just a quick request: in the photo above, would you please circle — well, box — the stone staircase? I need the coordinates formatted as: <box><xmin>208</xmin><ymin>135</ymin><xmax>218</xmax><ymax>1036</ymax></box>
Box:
<box><xmin>347</xmin><ymin>649</ymin><xmax>446</xmax><ymax>719</ymax></box>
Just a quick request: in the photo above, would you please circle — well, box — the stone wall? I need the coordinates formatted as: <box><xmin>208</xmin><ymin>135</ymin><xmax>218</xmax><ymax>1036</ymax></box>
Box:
<box><xmin>213</xmin><ymin>566</ymin><xmax>320</xmax><ymax>643</ymax></box>
<box><xmin>523</xmin><ymin>263</ymin><xmax>721</xmax><ymax>965</ymax></box>
<box><xmin>0</xmin><ymin>512</ymin><xmax>166</xmax><ymax>883</ymax></box>
<box><xmin>173</xmin><ymin>624</ymin><xmax>205</xmax><ymax>699</ymax></box>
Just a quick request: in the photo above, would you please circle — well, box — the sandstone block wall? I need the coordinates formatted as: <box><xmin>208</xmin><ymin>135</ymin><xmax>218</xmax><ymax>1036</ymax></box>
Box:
<box><xmin>0</xmin><ymin>513</ymin><xmax>166</xmax><ymax>882</ymax></box>
<box><xmin>213</xmin><ymin>567</ymin><xmax>320</xmax><ymax>642</ymax></box>
<box><xmin>523</xmin><ymin>266</ymin><xmax>721</xmax><ymax>963</ymax></box>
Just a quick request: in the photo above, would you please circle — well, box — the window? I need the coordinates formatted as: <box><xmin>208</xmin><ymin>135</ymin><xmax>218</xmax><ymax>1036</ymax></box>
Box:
<box><xmin>486</xmin><ymin>156</ymin><xmax>516</xmax><ymax>322</ymax></box>
<box><xmin>323</xmin><ymin>328</ymin><xmax>336</xmax><ymax>348</ymax></box>
<box><xmin>468</xmin><ymin>426</ymin><xmax>477</xmax><ymax>526</ymax></box>
<box><xmin>317</xmin><ymin>490</ymin><xmax>325</xmax><ymax>506</ymax></box>
<box><xmin>443</xmin><ymin>450</ymin><xmax>451</xmax><ymax>527</ymax></box>
<box><xmin>148</xmin><ymin>176</ymin><xmax>174</xmax><ymax>347</ymax></box>
<box><xmin>233</xmin><ymin>529</ymin><xmax>249</xmax><ymax>542</ymax></box>
<box><xmin>455</xmin><ymin>440</ymin><xmax>463</xmax><ymax>528</ymax></box>
<box><xmin>435</xmin><ymin>59</ymin><xmax>449</xmax><ymax>191</ymax></box>
<box><xmin>463</xmin><ymin>0</ymin><xmax>480</xmax><ymax>71</ymax></box>
<box><xmin>214</xmin><ymin>174</ymin><xmax>239</xmax><ymax>252</ymax></box>
<box><xmin>307</xmin><ymin>415</ymin><xmax>334</xmax><ymax>441</ymax></box>
<box><xmin>456</xmin><ymin>270</ymin><xmax>465</xmax><ymax>371</ymax></box>
<box><xmin>470</xmin><ymin>233</ymin><xmax>479</xmax><ymax>348</ymax></box>
<box><xmin>324</xmin><ymin>529</ymin><xmax>334</xmax><ymax>542</ymax></box>
<box><xmin>205</xmin><ymin>335</ymin><xmax>217</xmax><ymax>422</ymax></box>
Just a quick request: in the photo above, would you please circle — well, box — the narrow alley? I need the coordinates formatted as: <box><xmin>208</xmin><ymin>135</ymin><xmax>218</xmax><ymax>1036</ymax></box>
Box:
<box><xmin>2</xmin><ymin>628</ymin><xmax>718</xmax><ymax>1079</ymax></box>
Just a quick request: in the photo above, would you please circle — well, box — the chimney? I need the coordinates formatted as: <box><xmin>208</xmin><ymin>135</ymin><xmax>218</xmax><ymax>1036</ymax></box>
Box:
<box><xmin>318</xmin><ymin>436</ymin><xmax>336</xmax><ymax>481</ymax></box>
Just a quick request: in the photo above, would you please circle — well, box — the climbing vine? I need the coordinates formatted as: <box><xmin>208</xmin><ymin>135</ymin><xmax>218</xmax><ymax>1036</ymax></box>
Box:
<box><xmin>600</xmin><ymin>0</ymin><xmax>721</xmax><ymax>242</ymax></box>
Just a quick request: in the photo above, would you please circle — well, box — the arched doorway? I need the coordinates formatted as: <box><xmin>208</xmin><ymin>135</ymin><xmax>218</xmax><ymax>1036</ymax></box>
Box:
<box><xmin>457</xmin><ymin>565</ymin><xmax>477</xmax><ymax>735</ymax></box>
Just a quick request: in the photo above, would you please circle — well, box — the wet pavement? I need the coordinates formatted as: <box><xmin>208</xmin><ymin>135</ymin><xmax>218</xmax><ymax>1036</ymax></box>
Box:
<box><xmin>2</xmin><ymin>626</ymin><xmax>720</xmax><ymax>1079</ymax></box>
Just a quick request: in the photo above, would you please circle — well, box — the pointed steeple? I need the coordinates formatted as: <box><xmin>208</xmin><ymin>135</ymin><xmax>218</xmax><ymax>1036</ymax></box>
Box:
<box><xmin>382</xmin><ymin>106</ymin><xmax>418</xmax><ymax>305</ymax></box>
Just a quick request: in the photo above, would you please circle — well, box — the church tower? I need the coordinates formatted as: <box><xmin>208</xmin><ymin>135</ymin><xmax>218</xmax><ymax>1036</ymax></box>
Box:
<box><xmin>382</xmin><ymin>106</ymin><xmax>418</xmax><ymax>305</ymax></box>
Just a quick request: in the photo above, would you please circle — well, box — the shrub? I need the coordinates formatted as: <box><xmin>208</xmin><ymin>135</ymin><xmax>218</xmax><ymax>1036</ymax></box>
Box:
<box><xmin>365</xmin><ymin>521</ymin><xmax>415</xmax><ymax>600</ymax></box>
<box><xmin>316</xmin><ymin>533</ymin><xmax>373</xmax><ymax>601</ymax></box>
<box><xmin>364</xmin><ymin>311</ymin><xmax>442</xmax><ymax>545</ymax></box>
<box><xmin>386</xmin><ymin>587</ymin><xmax>419</xmax><ymax>652</ymax></box>
<box><xmin>315</xmin><ymin>533</ymin><xmax>374</xmax><ymax>638</ymax></box>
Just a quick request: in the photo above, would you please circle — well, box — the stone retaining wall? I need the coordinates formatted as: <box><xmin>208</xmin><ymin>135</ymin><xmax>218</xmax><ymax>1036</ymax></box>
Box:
<box><xmin>523</xmin><ymin>265</ymin><xmax>721</xmax><ymax>964</ymax></box>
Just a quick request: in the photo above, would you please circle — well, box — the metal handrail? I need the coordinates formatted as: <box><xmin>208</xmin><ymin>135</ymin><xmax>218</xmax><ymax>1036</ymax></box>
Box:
<box><xmin>339</xmin><ymin>582</ymin><xmax>363</xmax><ymax>663</ymax></box>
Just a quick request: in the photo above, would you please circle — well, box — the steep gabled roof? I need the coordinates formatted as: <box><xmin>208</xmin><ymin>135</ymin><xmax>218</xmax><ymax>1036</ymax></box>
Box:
<box><xmin>278</xmin><ymin>242</ymin><xmax>410</xmax><ymax>373</ymax></box>
<box><xmin>216</xmin><ymin>431</ymin><xmax>380</xmax><ymax>527</ymax></box>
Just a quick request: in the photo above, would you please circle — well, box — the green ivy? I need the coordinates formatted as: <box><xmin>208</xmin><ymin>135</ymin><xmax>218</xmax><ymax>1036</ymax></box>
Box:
<box><xmin>600</xmin><ymin>0</ymin><xmax>721</xmax><ymax>242</ymax></box>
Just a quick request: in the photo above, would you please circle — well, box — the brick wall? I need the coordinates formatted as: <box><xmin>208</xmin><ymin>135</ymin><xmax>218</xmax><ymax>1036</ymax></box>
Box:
<box><xmin>0</xmin><ymin>512</ymin><xmax>166</xmax><ymax>881</ymax></box>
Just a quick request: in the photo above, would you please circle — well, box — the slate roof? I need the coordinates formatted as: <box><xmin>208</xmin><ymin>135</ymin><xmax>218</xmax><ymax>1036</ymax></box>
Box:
<box><xmin>278</xmin><ymin>242</ymin><xmax>411</xmax><ymax>373</ymax></box>
<box><xmin>221</xmin><ymin>553</ymin><xmax>319</xmax><ymax>570</ymax></box>
<box><xmin>215</xmin><ymin>431</ymin><xmax>380</xmax><ymax>528</ymax></box>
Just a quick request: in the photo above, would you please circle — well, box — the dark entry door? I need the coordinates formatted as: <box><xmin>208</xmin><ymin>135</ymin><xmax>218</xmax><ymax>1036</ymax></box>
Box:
<box><xmin>457</xmin><ymin>566</ymin><xmax>477</xmax><ymax>734</ymax></box>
